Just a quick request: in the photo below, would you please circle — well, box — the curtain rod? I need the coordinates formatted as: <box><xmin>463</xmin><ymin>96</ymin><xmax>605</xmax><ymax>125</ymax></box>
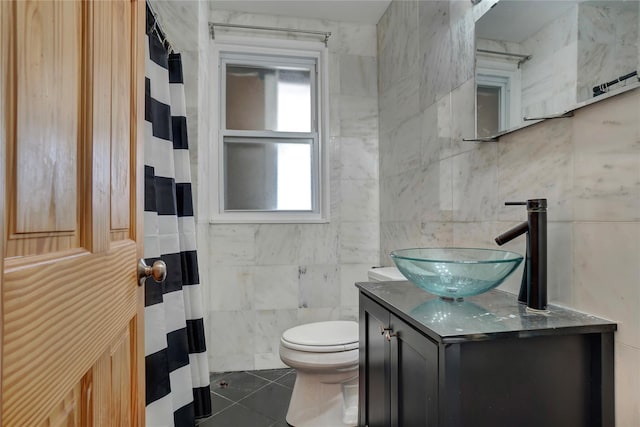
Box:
<box><xmin>476</xmin><ymin>48</ymin><xmax>532</xmax><ymax>68</ymax></box>
<box><xmin>593</xmin><ymin>70</ymin><xmax>638</xmax><ymax>97</ymax></box>
<box><xmin>209</xmin><ymin>22</ymin><xmax>331</xmax><ymax>46</ymax></box>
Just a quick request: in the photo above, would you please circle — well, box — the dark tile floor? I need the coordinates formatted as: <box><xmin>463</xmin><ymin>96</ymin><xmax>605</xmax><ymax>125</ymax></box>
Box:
<box><xmin>196</xmin><ymin>369</ymin><xmax>295</xmax><ymax>427</ymax></box>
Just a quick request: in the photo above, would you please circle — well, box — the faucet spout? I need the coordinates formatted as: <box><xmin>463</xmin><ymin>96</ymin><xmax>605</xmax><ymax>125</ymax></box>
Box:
<box><xmin>495</xmin><ymin>221</ymin><xmax>528</xmax><ymax>245</ymax></box>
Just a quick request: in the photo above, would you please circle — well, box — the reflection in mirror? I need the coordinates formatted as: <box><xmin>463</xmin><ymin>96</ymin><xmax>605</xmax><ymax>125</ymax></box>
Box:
<box><xmin>476</xmin><ymin>85</ymin><xmax>501</xmax><ymax>137</ymax></box>
<box><xmin>577</xmin><ymin>1</ymin><xmax>639</xmax><ymax>102</ymax></box>
<box><xmin>475</xmin><ymin>0</ymin><xmax>639</xmax><ymax>137</ymax></box>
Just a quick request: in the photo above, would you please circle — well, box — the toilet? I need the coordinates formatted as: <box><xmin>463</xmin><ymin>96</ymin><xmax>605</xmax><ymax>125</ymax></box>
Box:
<box><xmin>279</xmin><ymin>267</ymin><xmax>406</xmax><ymax>427</ymax></box>
<box><xmin>280</xmin><ymin>320</ymin><xmax>359</xmax><ymax>427</ymax></box>
<box><xmin>367</xmin><ymin>266</ymin><xmax>407</xmax><ymax>282</ymax></box>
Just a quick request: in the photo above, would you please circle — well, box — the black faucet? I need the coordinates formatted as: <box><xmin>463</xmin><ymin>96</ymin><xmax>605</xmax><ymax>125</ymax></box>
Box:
<box><xmin>495</xmin><ymin>199</ymin><xmax>547</xmax><ymax>310</ymax></box>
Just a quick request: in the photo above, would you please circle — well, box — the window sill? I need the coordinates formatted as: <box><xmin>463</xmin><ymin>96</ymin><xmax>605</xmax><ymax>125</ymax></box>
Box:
<box><xmin>209</xmin><ymin>213</ymin><xmax>329</xmax><ymax>224</ymax></box>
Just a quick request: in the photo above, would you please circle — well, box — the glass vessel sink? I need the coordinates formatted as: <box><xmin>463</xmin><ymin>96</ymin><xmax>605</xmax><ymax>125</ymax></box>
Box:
<box><xmin>390</xmin><ymin>248</ymin><xmax>524</xmax><ymax>300</ymax></box>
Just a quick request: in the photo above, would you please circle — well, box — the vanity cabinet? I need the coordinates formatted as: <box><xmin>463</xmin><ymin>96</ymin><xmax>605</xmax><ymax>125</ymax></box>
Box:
<box><xmin>360</xmin><ymin>295</ymin><xmax>438</xmax><ymax>427</ymax></box>
<box><xmin>357</xmin><ymin>282</ymin><xmax>617</xmax><ymax>427</ymax></box>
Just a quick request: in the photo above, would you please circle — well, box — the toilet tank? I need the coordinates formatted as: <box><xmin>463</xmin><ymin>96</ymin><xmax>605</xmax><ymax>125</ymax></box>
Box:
<box><xmin>367</xmin><ymin>267</ymin><xmax>407</xmax><ymax>282</ymax></box>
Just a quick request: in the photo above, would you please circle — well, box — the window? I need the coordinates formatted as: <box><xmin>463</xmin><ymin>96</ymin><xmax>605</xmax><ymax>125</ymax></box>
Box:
<box><xmin>476</xmin><ymin>57</ymin><xmax>521</xmax><ymax>137</ymax></box>
<box><xmin>476</xmin><ymin>75</ymin><xmax>509</xmax><ymax>137</ymax></box>
<box><xmin>210</xmin><ymin>38</ymin><xmax>329</xmax><ymax>223</ymax></box>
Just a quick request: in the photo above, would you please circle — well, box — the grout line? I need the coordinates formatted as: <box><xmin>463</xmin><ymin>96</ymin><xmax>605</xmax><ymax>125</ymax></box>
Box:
<box><xmin>208</xmin><ymin>401</ymin><xmax>239</xmax><ymax>419</ymax></box>
<box><xmin>202</xmin><ymin>369</ymin><xmax>295</xmax><ymax>424</ymax></box>
<box><xmin>235</xmin><ymin>382</ymin><xmax>272</xmax><ymax>404</ymax></box>
<box><xmin>211</xmin><ymin>391</ymin><xmax>236</xmax><ymax>404</ymax></box>
<box><xmin>246</xmin><ymin>369</ymin><xmax>293</xmax><ymax>383</ymax></box>
<box><xmin>244</xmin><ymin>370</ymin><xmax>274</xmax><ymax>382</ymax></box>
<box><xmin>211</xmin><ymin>371</ymin><xmax>271</xmax><ymax>403</ymax></box>
<box><xmin>214</xmin><ymin>371</ymin><xmax>273</xmax><ymax>404</ymax></box>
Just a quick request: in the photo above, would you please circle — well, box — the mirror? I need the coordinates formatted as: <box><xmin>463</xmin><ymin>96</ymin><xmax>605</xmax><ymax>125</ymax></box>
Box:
<box><xmin>475</xmin><ymin>0</ymin><xmax>640</xmax><ymax>138</ymax></box>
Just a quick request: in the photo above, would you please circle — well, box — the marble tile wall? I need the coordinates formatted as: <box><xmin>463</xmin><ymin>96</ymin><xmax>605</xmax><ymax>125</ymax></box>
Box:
<box><xmin>378</xmin><ymin>1</ymin><xmax>640</xmax><ymax>423</ymax></box>
<box><xmin>153</xmin><ymin>1</ymin><xmax>379</xmax><ymax>372</ymax></box>
<box><xmin>200</xmin><ymin>9</ymin><xmax>379</xmax><ymax>371</ymax></box>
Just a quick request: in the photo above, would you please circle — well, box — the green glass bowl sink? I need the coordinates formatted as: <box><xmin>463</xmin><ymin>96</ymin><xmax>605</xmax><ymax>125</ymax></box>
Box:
<box><xmin>390</xmin><ymin>248</ymin><xmax>524</xmax><ymax>300</ymax></box>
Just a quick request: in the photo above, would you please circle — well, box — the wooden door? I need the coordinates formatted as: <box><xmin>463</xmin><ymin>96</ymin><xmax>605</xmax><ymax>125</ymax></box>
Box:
<box><xmin>0</xmin><ymin>0</ymin><xmax>145</xmax><ymax>425</ymax></box>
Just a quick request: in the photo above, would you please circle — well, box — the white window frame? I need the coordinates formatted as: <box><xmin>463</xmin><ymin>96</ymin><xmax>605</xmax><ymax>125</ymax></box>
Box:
<box><xmin>476</xmin><ymin>57</ymin><xmax>522</xmax><ymax>133</ymax></box>
<box><xmin>208</xmin><ymin>36</ymin><xmax>329</xmax><ymax>223</ymax></box>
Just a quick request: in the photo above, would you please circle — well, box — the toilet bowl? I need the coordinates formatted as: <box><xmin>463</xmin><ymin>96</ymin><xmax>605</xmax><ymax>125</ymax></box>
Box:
<box><xmin>279</xmin><ymin>321</ymin><xmax>359</xmax><ymax>427</ymax></box>
<box><xmin>280</xmin><ymin>268</ymin><xmax>406</xmax><ymax>426</ymax></box>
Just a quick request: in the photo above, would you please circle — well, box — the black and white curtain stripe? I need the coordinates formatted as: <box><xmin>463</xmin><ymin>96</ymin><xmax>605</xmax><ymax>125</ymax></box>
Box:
<box><xmin>144</xmin><ymin>6</ymin><xmax>211</xmax><ymax>426</ymax></box>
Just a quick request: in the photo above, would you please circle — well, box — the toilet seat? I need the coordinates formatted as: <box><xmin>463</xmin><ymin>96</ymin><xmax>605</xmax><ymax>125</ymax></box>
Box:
<box><xmin>281</xmin><ymin>321</ymin><xmax>358</xmax><ymax>353</ymax></box>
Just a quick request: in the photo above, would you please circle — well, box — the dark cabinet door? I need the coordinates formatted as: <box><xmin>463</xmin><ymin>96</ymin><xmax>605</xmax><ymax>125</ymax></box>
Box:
<box><xmin>359</xmin><ymin>295</ymin><xmax>439</xmax><ymax>427</ymax></box>
<box><xmin>389</xmin><ymin>314</ymin><xmax>438</xmax><ymax>427</ymax></box>
<box><xmin>359</xmin><ymin>295</ymin><xmax>391</xmax><ymax>427</ymax></box>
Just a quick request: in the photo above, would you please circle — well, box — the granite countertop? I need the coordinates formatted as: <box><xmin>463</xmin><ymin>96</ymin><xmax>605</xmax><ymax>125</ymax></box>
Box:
<box><xmin>356</xmin><ymin>281</ymin><xmax>617</xmax><ymax>344</ymax></box>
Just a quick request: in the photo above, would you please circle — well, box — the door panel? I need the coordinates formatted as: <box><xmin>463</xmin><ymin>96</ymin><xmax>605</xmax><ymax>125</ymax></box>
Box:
<box><xmin>109</xmin><ymin>327</ymin><xmax>133</xmax><ymax>426</ymax></box>
<box><xmin>13</xmin><ymin>1</ymin><xmax>81</xmax><ymax>236</ymax></box>
<box><xmin>2</xmin><ymin>244</ymin><xmax>137</xmax><ymax>424</ymax></box>
<box><xmin>110</xmin><ymin>0</ymin><xmax>132</xmax><ymax>236</ymax></box>
<box><xmin>6</xmin><ymin>0</ymin><xmax>82</xmax><ymax>257</ymax></box>
<box><xmin>1</xmin><ymin>1</ymin><xmax>145</xmax><ymax>425</ymax></box>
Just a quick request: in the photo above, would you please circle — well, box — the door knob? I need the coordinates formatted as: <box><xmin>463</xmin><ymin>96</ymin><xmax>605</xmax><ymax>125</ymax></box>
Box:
<box><xmin>137</xmin><ymin>259</ymin><xmax>167</xmax><ymax>286</ymax></box>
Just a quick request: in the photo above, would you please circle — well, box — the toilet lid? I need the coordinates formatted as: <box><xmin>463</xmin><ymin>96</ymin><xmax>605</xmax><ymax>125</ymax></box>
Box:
<box><xmin>368</xmin><ymin>266</ymin><xmax>407</xmax><ymax>282</ymax></box>
<box><xmin>281</xmin><ymin>321</ymin><xmax>358</xmax><ymax>352</ymax></box>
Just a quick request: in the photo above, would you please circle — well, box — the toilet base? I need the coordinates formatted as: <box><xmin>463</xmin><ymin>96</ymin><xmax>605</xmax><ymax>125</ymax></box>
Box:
<box><xmin>286</xmin><ymin>370</ymin><xmax>358</xmax><ymax>427</ymax></box>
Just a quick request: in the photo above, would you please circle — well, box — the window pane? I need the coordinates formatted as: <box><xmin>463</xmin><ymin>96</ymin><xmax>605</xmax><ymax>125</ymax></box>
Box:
<box><xmin>477</xmin><ymin>85</ymin><xmax>501</xmax><ymax>137</ymax></box>
<box><xmin>224</xmin><ymin>139</ymin><xmax>313</xmax><ymax>211</ymax></box>
<box><xmin>226</xmin><ymin>65</ymin><xmax>312</xmax><ymax>132</ymax></box>
<box><xmin>276</xmin><ymin>143</ymin><xmax>312</xmax><ymax>210</ymax></box>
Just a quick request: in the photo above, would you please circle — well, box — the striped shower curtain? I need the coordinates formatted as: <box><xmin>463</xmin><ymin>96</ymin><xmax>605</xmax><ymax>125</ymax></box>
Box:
<box><xmin>144</xmin><ymin>6</ymin><xmax>212</xmax><ymax>426</ymax></box>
